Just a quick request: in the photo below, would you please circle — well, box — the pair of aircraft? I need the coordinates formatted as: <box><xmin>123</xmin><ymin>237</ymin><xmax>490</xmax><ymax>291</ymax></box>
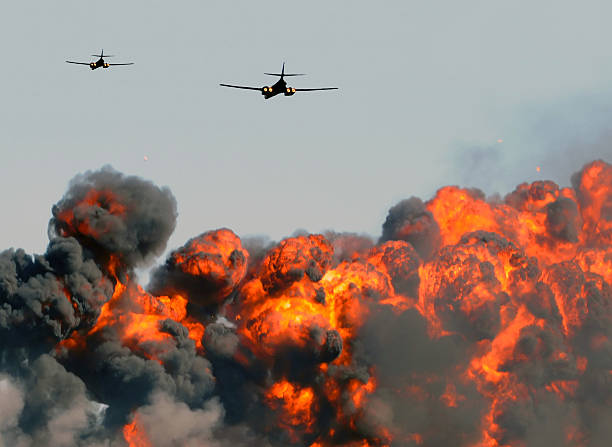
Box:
<box><xmin>66</xmin><ymin>50</ymin><xmax>337</xmax><ymax>100</ymax></box>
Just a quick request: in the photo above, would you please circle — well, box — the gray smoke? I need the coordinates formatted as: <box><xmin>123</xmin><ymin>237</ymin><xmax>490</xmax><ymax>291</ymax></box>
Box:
<box><xmin>1</xmin><ymin>161</ymin><xmax>611</xmax><ymax>446</ymax></box>
<box><xmin>49</xmin><ymin>166</ymin><xmax>177</xmax><ymax>271</ymax></box>
<box><xmin>380</xmin><ymin>197</ymin><xmax>441</xmax><ymax>260</ymax></box>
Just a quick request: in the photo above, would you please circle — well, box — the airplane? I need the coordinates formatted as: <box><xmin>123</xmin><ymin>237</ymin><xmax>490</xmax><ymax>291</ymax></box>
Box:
<box><xmin>220</xmin><ymin>63</ymin><xmax>337</xmax><ymax>99</ymax></box>
<box><xmin>65</xmin><ymin>49</ymin><xmax>134</xmax><ymax>70</ymax></box>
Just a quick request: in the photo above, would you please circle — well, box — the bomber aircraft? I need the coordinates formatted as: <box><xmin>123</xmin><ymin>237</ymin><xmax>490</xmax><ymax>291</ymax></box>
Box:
<box><xmin>220</xmin><ymin>63</ymin><xmax>337</xmax><ymax>99</ymax></box>
<box><xmin>66</xmin><ymin>50</ymin><xmax>134</xmax><ymax>70</ymax></box>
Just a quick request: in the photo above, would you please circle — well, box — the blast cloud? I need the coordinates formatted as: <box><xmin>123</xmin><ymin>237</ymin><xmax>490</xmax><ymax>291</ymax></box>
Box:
<box><xmin>1</xmin><ymin>161</ymin><xmax>611</xmax><ymax>446</ymax></box>
<box><xmin>49</xmin><ymin>166</ymin><xmax>177</xmax><ymax>270</ymax></box>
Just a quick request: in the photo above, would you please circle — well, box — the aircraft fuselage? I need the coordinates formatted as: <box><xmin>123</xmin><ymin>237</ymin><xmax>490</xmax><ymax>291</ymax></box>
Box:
<box><xmin>89</xmin><ymin>58</ymin><xmax>110</xmax><ymax>70</ymax></box>
<box><xmin>262</xmin><ymin>78</ymin><xmax>296</xmax><ymax>99</ymax></box>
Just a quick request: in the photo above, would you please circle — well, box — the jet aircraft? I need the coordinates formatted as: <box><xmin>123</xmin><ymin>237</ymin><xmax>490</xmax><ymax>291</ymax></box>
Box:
<box><xmin>220</xmin><ymin>63</ymin><xmax>337</xmax><ymax>99</ymax></box>
<box><xmin>66</xmin><ymin>50</ymin><xmax>134</xmax><ymax>70</ymax></box>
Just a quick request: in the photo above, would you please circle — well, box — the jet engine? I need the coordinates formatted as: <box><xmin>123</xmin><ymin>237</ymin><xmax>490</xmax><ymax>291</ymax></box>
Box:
<box><xmin>90</xmin><ymin>63</ymin><xmax>96</xmax><ymax>69</ymax></box>
<box><xmin>284</xmin><ymin>87</ymin><xmax>296</xmax><ymax>96</ymax></box>
<box><xmin>104</xmin><ymin>63</ymin><xmax>109</xmax><ymax>68</ymax></box>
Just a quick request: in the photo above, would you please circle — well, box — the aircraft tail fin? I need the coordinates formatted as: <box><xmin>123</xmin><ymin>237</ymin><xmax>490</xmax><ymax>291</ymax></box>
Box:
<box><xmin>264</xmin><ymin>63</ymin><xmax>305</xmax><ymax>78</ymax></box>
<box><xmin>91</xmin><ymin>49</ymin><xmax>114</xmax><ymax>58</ymax></box>
<box><xmin>264</xmin><ymin>73</ymin><xmax>305</xmax><ymax>77</ymax></box>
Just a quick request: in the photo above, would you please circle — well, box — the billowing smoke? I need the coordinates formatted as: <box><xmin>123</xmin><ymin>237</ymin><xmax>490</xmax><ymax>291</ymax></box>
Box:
<box><xmin>49</xmin><ymin>166</ymin><xmax>177</xmax><ymax>272</ymax></box>
<box><xmin>1</xmin><ymin>161</ymin><xmax>611</xmax><ymax>446</ymax></box>
<box><xmin>148</xmin><ymin>229</ymin><xmax>249</xmax><ymax>310</ymax></box>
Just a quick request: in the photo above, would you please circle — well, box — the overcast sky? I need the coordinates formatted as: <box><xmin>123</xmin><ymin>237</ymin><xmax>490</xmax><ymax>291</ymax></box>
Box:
<box><xmin>2</xmin><ymin>0</ymin><xmax>612</xmax><ymax>264</ymax></box>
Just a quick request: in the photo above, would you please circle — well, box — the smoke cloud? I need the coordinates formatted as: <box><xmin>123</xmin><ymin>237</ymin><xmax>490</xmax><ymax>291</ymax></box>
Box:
<box><xmin>0</xmin><ymin>161</ymin><xmax>611</xmax><ymax>446</ymax></box>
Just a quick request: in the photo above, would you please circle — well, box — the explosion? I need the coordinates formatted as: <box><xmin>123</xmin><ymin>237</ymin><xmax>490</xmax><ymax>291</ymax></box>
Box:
<box><xmin>1</xmin><ymin>161</ymin><xmax>611</xmax><ymax>446</ymax></box>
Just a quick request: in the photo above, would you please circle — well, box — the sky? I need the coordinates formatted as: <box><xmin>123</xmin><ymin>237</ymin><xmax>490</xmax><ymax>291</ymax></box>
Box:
<box><xmin>2</xmin><ymin>0</ymin><xmax>612</xmax><ymax>267</ymax></box>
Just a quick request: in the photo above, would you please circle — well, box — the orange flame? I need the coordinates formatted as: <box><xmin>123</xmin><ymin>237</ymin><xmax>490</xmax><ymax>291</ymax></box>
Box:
<box><xmin>265</xmin><ymin>379</ymin><xmax>317</xmax><ymax>438</ymax></box>
<box><xmin>58</xmin><ymin>161</ymin><xmax>612</xmax><ymax>446</ymax></box>
<box><xmin>123</xmin><ymin>413</ymin><xmax>151</xmax><ymax>447</ymax></box>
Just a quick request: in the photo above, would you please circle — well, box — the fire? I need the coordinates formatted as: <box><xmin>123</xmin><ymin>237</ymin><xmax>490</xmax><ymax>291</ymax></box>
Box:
<box><xmin>428</xmin><ymin>186</ymin><xmax>501</xmax><ymax>247</ymax></box>
<box><xmin>123</xmin><ymin>413</ymin><xmax>151</xmax><ymax>447</ymax></box>
<box><xmin>227</xmin><ymin>234</ymin><xmax>401</xmax><ymax>444</ymax></box>
<box><xmin>19</xmin><ymin>160</ymin><xmax>612</xmax><ymax>446</ymax></box>
<box><xmin>55</xmin><ymin>189</ymin><xmax>127</xmax><ymax>240</ymax></box>
<box><xmin>386</xmin><ymin>160</ymin><xmax>612</xmax><ymax>445</ymax></box>
<box><xmin>440</xmin><ymin>382</ymin><xmax>466</xmax><ymax>408</ymax></box>
<box><xmin>85</xmin><ymin>281</ymin><xmax>205</xmax><ymax>361</ymax></box>
<box><xmin>265</xmin><ymin>379</ymin><xmax>317</xmax><ymax>437</ymax></box>
<box><xmin>169</xmin><ymin>228</ymin><xmax>248</xmax><ymax>302</ymax></box>
<box><xmin>120</xmin><ymin>161</ymin><xmax>612</xmax><ymax>444</ymax></box>
<box><xmin>575</xmin><ymin>160</ymin><xmax>612</xmax><ymax>246</ymax></box>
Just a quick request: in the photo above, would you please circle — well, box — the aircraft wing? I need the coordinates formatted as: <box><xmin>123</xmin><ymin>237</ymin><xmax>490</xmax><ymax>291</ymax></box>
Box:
<box><xmin>65</xmin><ymin>61</ymin><xmax>91</xmax><ymax>65</ymax></box>
<box><xmin>108</xmin><ymin>63</ymin><xmax>134</xmax><ymax>66</ymax></box>
<box><xmin>294</xmin><ymin>87</ymin><xmax>338</xmax><ymax>92</ymax></box>
<box><xmin>220</xmin><ymin>83</ymin><xmax>261</xmax><ymax>91</ymax></box>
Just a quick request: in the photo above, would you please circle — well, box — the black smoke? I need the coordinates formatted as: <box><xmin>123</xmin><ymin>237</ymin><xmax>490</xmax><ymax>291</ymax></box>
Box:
<box><xmin>1</xmin><ymin>161</ymin><xmax>611</xmax><ymax>446</ymax></box>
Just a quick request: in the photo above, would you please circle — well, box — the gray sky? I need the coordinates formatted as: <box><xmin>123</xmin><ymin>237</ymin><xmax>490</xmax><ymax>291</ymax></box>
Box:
<box><xmin>2</xmin><ymin>0</ymin><xmax>612</xmax><ymax>261</ymax></box>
